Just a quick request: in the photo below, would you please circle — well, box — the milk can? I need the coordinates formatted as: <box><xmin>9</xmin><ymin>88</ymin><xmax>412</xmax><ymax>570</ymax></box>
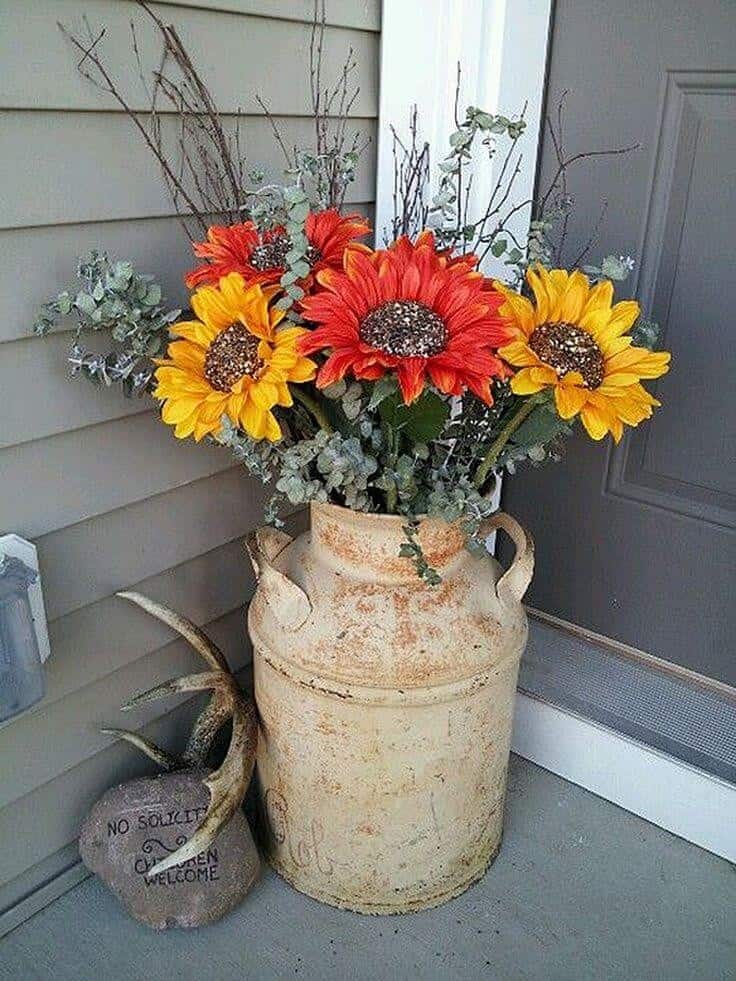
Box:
<box><xmin>247</xmin><ymin>501</ymin><xmax>533</xmax><ymax>914</ymax></box>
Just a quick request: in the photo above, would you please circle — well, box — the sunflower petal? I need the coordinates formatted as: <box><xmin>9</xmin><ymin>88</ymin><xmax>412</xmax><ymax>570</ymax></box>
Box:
<box><xmin>249</xmin><ymin>380</ymin><xmax>279</xmax><ymax>410</ymax></box>
<box><xmin>161</xmin><ymin>397</ymin><xmax>202</xmax><ymax>424</ymax></box>
<box><xmin>240</xmin><ymin>398</ymin><xmax>267</xmax><ymax>440</ymax></box>
<box><xmin>396</xmin><ymin>358</ymin><xmax>426</xmax><ymax>404</ymax></box>
<box><xmin>558</xmin><ymin>271</ymin><xmax>590</xmax><ymax>323</ymax></box>
<box><xmin>580</xmin><ymin>402</ymin><xmax>614</xmax><ymax>440</ymax></box>
<box><xmin>289</xmin><ymin>357</ymin><xmax>318</xmax><ymax>382</ymax></box>
<box><xmin>582</xmin><ymin>279</ymin><xmax>614</xmax><ymax>316</ymax></box>
<box><xmin>595</xmin><ymin>300</ymin><xmax>640</xmax><ymax>346</ymax></box>
<box><xmin>171</xmin><ymin>320</ymin><xmax>217</xmax><ymax>347</ymax></box>
<box><xmin>263</xmin><ymin>411</ymin><xmax>282</xmax><ymax>443</ymax></box>
<box><xmin>510</xmin><ymin>367</ymin><xmax>550</xmax><ymax>395</ymax></box>
<box><xmin>498</xmin><ymin>340</ymin><xmax>540</xmax><ymax>367</ymax></box>
<box><xmin>554</xmin><ymin>383</ymin><xmax>589</xmax><ymax>419</ymax></box>
<box><xmin>495</xmin><ymin>288</ymin><xmax>536</xmax><ymax>336</ymax></box>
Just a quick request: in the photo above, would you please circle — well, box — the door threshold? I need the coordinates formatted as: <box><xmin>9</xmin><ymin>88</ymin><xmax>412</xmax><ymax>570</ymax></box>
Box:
<box><xmin>513</xmin><ymin>611</ymin><xmax>736</xmax><ymax>862</ymax></box>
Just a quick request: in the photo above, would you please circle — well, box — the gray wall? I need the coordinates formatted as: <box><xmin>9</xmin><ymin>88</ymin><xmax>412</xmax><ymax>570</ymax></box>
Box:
<box><xmin>0</xmin><ymin>0</ymin><xmax>379</xmax><ymax>928</ymax></box>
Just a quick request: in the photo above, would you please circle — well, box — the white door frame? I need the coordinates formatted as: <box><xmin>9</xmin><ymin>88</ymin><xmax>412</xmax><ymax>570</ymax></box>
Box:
<box><xmin>374</xmin><ymin>0</ymin><xmax>736</xmax><ymax>864</ymax></box>
<box><xmin>375</xmin><ymin>0</ymin><xmax>553</xmax><ymax>278</ymax></box>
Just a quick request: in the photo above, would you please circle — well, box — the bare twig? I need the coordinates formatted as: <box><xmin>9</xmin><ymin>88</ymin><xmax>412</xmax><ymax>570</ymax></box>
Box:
<box><xmin>385</xmin><ymin>106</ymin><xmax>430</xmax><ymax>242</ymax></box>
<box><xmin>59</xmin><ymin>0</ymin><xmax>255</xmax><ymax>237</ymax></box>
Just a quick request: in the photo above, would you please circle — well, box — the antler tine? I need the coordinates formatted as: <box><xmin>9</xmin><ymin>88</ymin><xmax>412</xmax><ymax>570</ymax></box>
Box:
<box><xmin>181</xmin><ymin>689</ymin><xmax>232</xmax><ymax>768</ymax></box>
<box><xmin>101</xmin><ymin>728</ymin><xmax>180</xmax><ymax>771</ymax></box>
<box><xmin>121</xmin><ymin>671</ymin><xmax>223</xmax><ymax>711</ymax></box>
<box><xmin>117</xmin><ymin>591</ymin><xmax>230</xmax><ymax>672</ymax></box>
<box><xmin>144</xmin><ymin>676</ymin><xmax>258</xmax><ymax>877</ymax></box>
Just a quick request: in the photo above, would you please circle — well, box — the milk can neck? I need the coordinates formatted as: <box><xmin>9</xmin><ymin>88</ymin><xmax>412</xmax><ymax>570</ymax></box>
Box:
<box><xmin>309</xmin><ymin>502</ymin><xmax>465</xmax><ymax>582</ymax></box>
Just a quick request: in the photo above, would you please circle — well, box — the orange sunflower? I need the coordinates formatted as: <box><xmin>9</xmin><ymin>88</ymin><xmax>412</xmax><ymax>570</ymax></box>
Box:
<box><xmin>154</xmin><ymin>273</ymin><xmax>316</xmax><ymax>442</ymax></box>
<box><xmin>184</xmin><ymin>209</ymin><xmax>370</xmax><ymax>290</ymax></box>
<box><xmin>298</xmin><ymin>232</ymin><xmax>512</xmax><ymax>404</ymax></box>
<box><xmin>497</xmin><ymin>265</ymin><xmax>671</xmax><ymax>442</ymax></box>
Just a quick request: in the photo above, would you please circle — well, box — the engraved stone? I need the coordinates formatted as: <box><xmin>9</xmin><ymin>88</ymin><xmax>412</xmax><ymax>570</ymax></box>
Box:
<box><xmin>79</xmin><ymin>770</ymin><xmax>259</xmax><ymax>930</ymax></box>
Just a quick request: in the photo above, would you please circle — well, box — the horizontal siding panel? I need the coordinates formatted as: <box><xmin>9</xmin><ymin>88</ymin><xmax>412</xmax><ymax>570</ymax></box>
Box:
<box><xmin>161</xmin><ymin>0</ymin><xmax>380</xmax><ymax>31</ymax></box>
<box><xmin>0</xmin><ymin>607</ymin><xmax>249</xmax><ymax>810</ymax></box>
<box><xmin>0</xmin><ymin>842</ymin><xmax>84</xmax><ymax>936</ymax></box>
<box><xmin>0</xmin><ymin>678</ymin><xmax>245</xmax><ymax>889</ymax></box>
<box><xmin>0</xmin><ymin>112</ymin><xmax>377</xmax><ymax>231</ymax></box>
<box><xmin>36</xmin><ymin>467</ymin><xmax>268</xmax><ymax>621</ymax></box>
<box><xmin>0</xmin><ymin>202</ymin><xmax>376</xmax><ymax>345</ymax></box>
<box><xmin>0</xmin><ymin>332</ymin><xmax>147</xmax><ymax>451</ymax></box>
<box><xmin>0</xmin><ymin>217</ymin><xmax>194</xmax><ymax>345</ymax></box>
<box><xmin>0</xmin><ymin>411</ymin><xmax>232</xmax><ymax>539</ymax></box>
<box><xmin>17</xmin><ymin>537</ymin><xmax>254</xmax><ymax>725</ymax></box>
<box><xmin>34</xmin><ymin>469</ymin><xmax>267</xmax><ymax>622</ymax></box>
<box><xmin>1</xmin><ymin>1</ymin><xmax>379</xmax><ymax>113</ymax></box>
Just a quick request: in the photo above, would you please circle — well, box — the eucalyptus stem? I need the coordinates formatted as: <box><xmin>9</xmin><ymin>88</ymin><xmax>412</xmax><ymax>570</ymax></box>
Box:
<box><xmin>473</xmin><ymin>394</ymin><xmax>544</xmax><ymax>490</ymax></box>
<box><xmin>290</xmin><ymin>385</ymin><xmax>333</xmax><ymax>434</ymax></box>
<box><xmin>385</xmin><ymin>426</ymin><xmax>399</xmax><ymax>514</ymax></box>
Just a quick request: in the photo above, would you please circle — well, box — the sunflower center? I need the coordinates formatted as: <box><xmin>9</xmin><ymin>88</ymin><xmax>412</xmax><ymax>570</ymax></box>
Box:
<box><xmin>528</xmin><ymin>321</ymin><xmax>604</xmax><ymax>389</ymax></box>
<box><xmin>359</xmin><ymin>300</ymin><xmax>448</xmax><ymax>358</ymax></box>
<box><xmin>249</xmin><ymin>235</ymin><xmax>321</xmax><ymax>272</ymax></box>
<box><xmin>204</xmin><ymin>323</ymin><xmax>264</xmax><ymax>391</ymax></box>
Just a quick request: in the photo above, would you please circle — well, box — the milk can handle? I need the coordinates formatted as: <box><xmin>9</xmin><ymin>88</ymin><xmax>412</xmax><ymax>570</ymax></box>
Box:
<box><xmin>481</xmin><ymin>512</ymin><xmax>534</xmax><ymax>606</ymax></box>
<box><xmin>246</xmin><ymin>527</ymin><xmax>312</xmax><ymax>631</ymax></box>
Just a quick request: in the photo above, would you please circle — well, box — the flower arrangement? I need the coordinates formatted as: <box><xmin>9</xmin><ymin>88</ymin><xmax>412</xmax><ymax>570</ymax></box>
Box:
<box><xmin>36</xmin><ymin>2</ymin><xmax>670</xmax><ymax>582</ymax></box>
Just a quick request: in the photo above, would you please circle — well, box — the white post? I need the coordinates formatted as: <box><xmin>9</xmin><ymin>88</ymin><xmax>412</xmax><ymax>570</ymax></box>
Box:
<box><xmin>375</xmin><ymin>0</ymin><xmax>553</xmax><ymax>276</ymax></box>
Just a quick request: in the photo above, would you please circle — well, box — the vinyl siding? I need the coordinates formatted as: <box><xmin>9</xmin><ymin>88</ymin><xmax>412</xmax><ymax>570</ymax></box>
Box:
<box><xmin>0</xmin><ymin>0</ymin><xmax>379</xmax><ymax>930</ymax></box>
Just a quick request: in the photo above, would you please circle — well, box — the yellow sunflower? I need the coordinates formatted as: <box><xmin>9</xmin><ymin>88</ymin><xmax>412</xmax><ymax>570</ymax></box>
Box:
<box><xmin>497</xmin><ymin>265</ymin><xmax>671</xmax><ymax>442</ymax></box>
<box><xmin>154</xmin><ymin>272</ymin><xmax>316</xmax><ymax>442</ymax></box>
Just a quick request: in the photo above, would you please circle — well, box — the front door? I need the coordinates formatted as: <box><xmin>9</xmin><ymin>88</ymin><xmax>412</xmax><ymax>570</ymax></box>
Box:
<box><xmin>503</xmin><ymin>0</ymin><xmax>736</xmax><ymax>685</ymax></box>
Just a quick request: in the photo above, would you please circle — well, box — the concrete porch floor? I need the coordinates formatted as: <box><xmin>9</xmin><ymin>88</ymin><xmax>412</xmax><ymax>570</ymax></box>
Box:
<box><xmin>1</xmin><ymin>756</ymin><xmax>733</xmax><ymax>981</ymax></box>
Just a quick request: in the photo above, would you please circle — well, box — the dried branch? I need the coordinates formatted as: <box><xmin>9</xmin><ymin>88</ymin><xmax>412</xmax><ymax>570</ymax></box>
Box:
<box><xmin>531</xmin><ymin>90</ymin><xmax>639</xmax><ymax>269</ymax></box>
<box><xmin>385</xmin><ymin>106</ymin><xmax>430</xmax><ymax>243</ymax></box>
<box><xmin>59</xmin><ymin>1</ymin><xmax>252</xmax><ymax>238</ymax></box>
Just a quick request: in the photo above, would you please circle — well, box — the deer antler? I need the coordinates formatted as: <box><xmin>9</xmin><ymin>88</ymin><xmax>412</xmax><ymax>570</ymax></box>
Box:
<box><xmin>117</xmin><ymin>591</ymin><xmax>230</xmax><ymax>671</ymax></box>
<box><xmin>100</xmin><ymin>727</ymin><xmax>179</xmax><ymax>771</ymax></box>
<box><xmin>109</xmin><ymin>592</ymin><xmax>258</xmax><ymax>878</ymax></box>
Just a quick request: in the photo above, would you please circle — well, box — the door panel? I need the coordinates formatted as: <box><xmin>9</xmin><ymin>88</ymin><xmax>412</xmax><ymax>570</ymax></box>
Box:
<box><xmin>502</xmin><ymin>1</ymin><xmax>736</xmax><ymax>684</ymax></box>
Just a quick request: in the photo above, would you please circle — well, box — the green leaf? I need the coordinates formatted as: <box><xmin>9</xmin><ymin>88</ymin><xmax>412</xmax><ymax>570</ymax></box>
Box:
<box><xmin>600</xmin><ymin>254</ymin><xmax>630</xmax><ymax>281</ymax></box>
<box><xmin>283</xmin><ymin>185</ymin><xmax>308</xmax><ymax>204</ymax></box>
<box><xmin>379</xmin><ymin>389</ymin><xmax>450</xmax><ymax>443</ymax></box>
<box><xmin>491</xmin><ymin>239</ymin><xmax>507</xmax><ymax>258</ymax></box>
<box><xmin>322</xmin><ymin>379</ymin><xmax>347</xmax><ymax>400</ymax></box>
<box><xmin>75</xmin><ymin>292</ymin><xmax>97</xmax><ymax>316</ymax></box>
<box><xmin>630</xmin><ymin>317</ymin><xmax>660</xmax><ymax>350</ymax></box>
<box><xmin>509</xmin><ymin>403</ymin><xmax>568</xmax><ymax>447</ymax></box>
<box><xmin>289</xmin><ymin>202</ymin><xmax>310</xmax><ymax>223</ymax></box>
<box><xmin>57</xmin><ymin>293</ymin><xmax>73</xmax><ymax>316</ymax></box>
<box><xmin>449</xmin><ymin>129</ymin><xmax>472</xmax><ymax>148</ymax></box>
<box><xmin>366</xmin><ymin>375</ymin><xmax>398</xmax><ymax>411</ymax></box>
<box><xmin>292</xmin><ymin>261</ymin><xmax>311</xmax><ymax>278</ymax></box>
<box><xmin>473</xmin><ymin>111</ymin><xmax>497</xmax><ymax>130</ymax></box>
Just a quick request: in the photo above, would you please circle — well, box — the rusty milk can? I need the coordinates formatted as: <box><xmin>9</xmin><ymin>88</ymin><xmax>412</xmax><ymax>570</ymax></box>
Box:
<box><xmin>247</xmin><ymin>500</ymin><xmax>533</xmax><ymax>914</ymax></box>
